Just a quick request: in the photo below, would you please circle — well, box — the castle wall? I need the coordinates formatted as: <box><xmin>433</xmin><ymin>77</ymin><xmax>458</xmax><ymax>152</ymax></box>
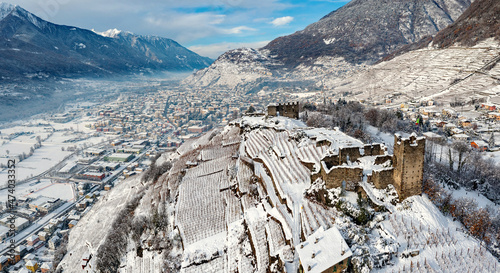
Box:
<box><xmin>363</xmin><ymin>144</ymin><xmax>384</xmax><ymax>156</ymax></box>
<box><xmin>267</xmin><ymin>105</ymin><xmax>278</xmax><ymax>117</ymax></box>
<box><xmin>372</xmin><ymin>169</ymin><xmax>394</xmax><ymax>189</ymax></box>
<box><xmin>267</xmin><ymin>102</ymin><xmax>299</xmax><ymax>119</ymax></box>
<box><xmin>323</xmin><ymin>154</ymin><xmax>340</xmax><ymax>168</ymax></box>
<box><xmin>374</xmin><ymin>155</ymin><xmax>393</xmax><ymax>165</ymax></box>
<box><xmin>322</xmin><ymin>166</ymin><xmax>363</xmax><ymax>189</ymax></box>
<box><xmin>339</xmin><ymin>147</ymin><xmax>361</xmax><ymax>164</ymax></box>
<box><xmin>314</xmin><ymin>134</ymin><xmax>424</xmax><ymax>201</ymax></box>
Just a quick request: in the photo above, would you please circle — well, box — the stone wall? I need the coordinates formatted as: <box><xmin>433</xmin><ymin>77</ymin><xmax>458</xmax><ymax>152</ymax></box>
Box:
<box><xmin>323</xmin><ymin>154</ymin><xmax>340</xmax><ymax>169</ymax></box>
<box><xmin>363</xmin><ymin>144</ymin><xmax>384</xmax><ymax>156</ymax></box>
<box><xmin>374</xmin><ymin>155</ymin><xmax>393</xmax><ymax>165</ymax></box>
<box><xmin>315</xmin><ymin>134</ymin><xmax>424</xmax><ymax>201</ymax></box>
<box><xmin>372</xmin><ymin>169</ymin><xmax>394</xmax><ymax>189</ymax></box>
<box><xmin>339</xmin><ymin>147</ymin><xmax>361</xmax><ymax>164</ymax></box>
<box><xmin>322</xmin><ymin>166</ymin><xmax>363</xmax><ymax>189</ymax></box>
<box><xmin>268</xmin><ymin>105</ymin><xmax>278</xmax><ymax>116</ymax></box>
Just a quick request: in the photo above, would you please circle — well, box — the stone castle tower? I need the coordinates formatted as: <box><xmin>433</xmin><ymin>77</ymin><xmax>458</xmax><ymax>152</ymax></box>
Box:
<box><xmin>392</xmin><ymin>134</ymin><xmax>425</xmax><ymax>200</ymax></box>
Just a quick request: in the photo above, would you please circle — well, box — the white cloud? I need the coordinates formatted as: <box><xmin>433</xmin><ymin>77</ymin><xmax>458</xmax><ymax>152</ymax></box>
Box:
<box><xmin>189</xmin><ymin>40</ymin><xmax>270</xmax><ymax>59</ymax></box>
<box><xmin>222</xmin><ymin>26</ymin><xmax>257</xmax><ymax>34</ymax></box>
<box><xmin>3</xmin><ymin>0</ymin><xmax>292</xmax><ymax>44</ymax></box>
<box><xmin>143</xmin><ymin>12</ymin><xmax>256</xmax><ymax>43</ymax></box>
<box><xmin>270</xmin><ymin>16</ymin><xmax>294</xmax><ymax>27</ymax></box>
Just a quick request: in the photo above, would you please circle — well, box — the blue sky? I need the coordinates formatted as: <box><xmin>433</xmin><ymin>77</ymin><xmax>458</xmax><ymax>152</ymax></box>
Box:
<box><xmin>4</xmin><ymin>0</ymin><xmax>351</xmax><ymax>58</ymax></box>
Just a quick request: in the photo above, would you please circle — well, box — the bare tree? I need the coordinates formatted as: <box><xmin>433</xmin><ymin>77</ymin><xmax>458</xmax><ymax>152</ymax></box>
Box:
<box><xmin>452</xmin><ymin>141</ymin><xmax>470</xmax><ymax>173</ymax></box>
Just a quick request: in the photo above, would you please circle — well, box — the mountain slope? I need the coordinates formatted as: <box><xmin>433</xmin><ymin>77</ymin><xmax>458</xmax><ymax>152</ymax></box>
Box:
<box><xmin>0</xmin><ymin>3</ymin><xmax>212</xmax><ymax>81</ymax></box>
<box><xmin>432</xmin><ymin>0</ymin><xmax>500</xmax><ymax>47</ymax></box>
<box><xmin>328</xmin><ymin>0</ymin><xmax>500</xmax><ymax>106</ymax></box>
<box><xmin>264</xmin><ymin>0</ymin><xmax>473</xmax><ymax>66</ymax></box>
<box><xmin>185</xmin><ymin>0</ymin><xmax>472</xmax><ymax>92</ymax></box>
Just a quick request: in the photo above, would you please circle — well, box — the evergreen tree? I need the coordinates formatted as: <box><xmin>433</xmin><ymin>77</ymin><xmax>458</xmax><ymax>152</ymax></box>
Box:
<box><xmin>489</xmin><ymin>132</ymin><xmax>495</xmax><ymax>149</ymax></box>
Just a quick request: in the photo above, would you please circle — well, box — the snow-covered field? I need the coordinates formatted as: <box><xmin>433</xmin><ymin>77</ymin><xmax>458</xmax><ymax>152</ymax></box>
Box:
<box><xmin>0</xmin><ymin>118</ymin><xmax>107</xmax><ymax>187</ymax></box>
<box><xmin>0</xmin><ymin>179</ymin><xmax>74</xmax><ymax>203</ymax></box>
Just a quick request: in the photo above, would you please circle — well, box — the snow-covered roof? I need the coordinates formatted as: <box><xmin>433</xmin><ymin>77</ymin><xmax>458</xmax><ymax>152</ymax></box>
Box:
<box><xmin>25</xmin><ymin>260</ymin><xmax>37</xmax><ymax>266</ymax></box>
<box><xmin>423</xmin><ymin>132</ymin><xmax>444</xmax><ymax>139</ymax></box>
<box><xmin>305</xmin><ymin>127</ymin><xmax>363</xmax><ymax>153</ymax></box>
<box><xmin>296</xmin><ymin>226</ymin><xmax>352</xmax><ymax>273</ymax></box>
<box><xmin>41</xmin><ymin>262</ymin><xmax>52</xmax><ymax>269</ymax></box>
<box><xmin>472</xmin><ymin>140</ymin><xmax>488</xmax><ymax>147</ymax></box>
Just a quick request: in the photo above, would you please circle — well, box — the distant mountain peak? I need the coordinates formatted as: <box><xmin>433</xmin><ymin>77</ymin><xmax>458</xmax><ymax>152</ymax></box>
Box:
<box><xmin>0</xmin><ymin>2</ymin><xmax>17</xmax><ymax>20</ymax></box>
<box><xmin>95</xmin><ymin>28</ymin><xmax>126</xmax><ymax>38</ymax></box>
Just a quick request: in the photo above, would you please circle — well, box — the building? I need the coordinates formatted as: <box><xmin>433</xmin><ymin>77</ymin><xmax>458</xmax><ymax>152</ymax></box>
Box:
<box><xmin>267</xmin><ymin>102</ymin><xmax>300</xmax><ymax>119</ymax></box>
<box><xmin>296</xmin><ymin>226</ymin><xmax>352</xmax><ymax>273</ymax></box>
<box><xmin>68</xmin><ymin>219</ymin><xmax>78</xmax><ymax>229</ymax></box>
<box><xmin>423</xmin><ymin>132</ymin><xmax>444</xmax><ymax>141</ymax></box>
<box><xmin>76</xmin><ymin>172</ymin><xmax>106</xmax><ymax>181</ymax></box>
<box><xmin>0</xmin><ymin>215</ymin><xmax>30</xmax><ymax>231</ymax></box>
<box><xmin>38</xmin><ymin>231</ymin><xmax>47</xmax><ymax>242</ymax></box>
<box><xmin>392</xmin><ymin>134</ymin><xmax>425</xmax><ymax>200</ymax></box>
<box><xmin>85</xmin><ymin>148</ymin><xmax>106</xmax><ymax>156</ymax></box>
<box><xmin>26</xmin><ymin>235</ymin><xmax>39</xmax><ymax>246</ymax></box>
<box><xmin>40</xmin><ymin>262</ymin><xmax>52</xmax><ymax>273</ymax></box>
<box><xmin>28</xmin><ymin>196</ymin><xmax>62</xmax><ymax>214</ymax></box>
<box><xmin>471</xmin><ymin>140</ymin><xmax>488</xmax><ymax>151</ymax></box>
<box><xmin>0</xmin><ymin>256</ymin><xmax>10</xmax><ymax>271</ymax></box>
<box><xmin>106</xmin><ymin>153</ymin><xmax>134</xmax><ymax>162</ymax></box>
<box><xmin>58</xmin><ymin>162</ymin><xmax>78</xmax><ymax>174</ymax></box>
<box><xmin>25</xmin><ymin>260</ymin><xmax>39</xmax><ymax>272</ymax></box>
<box><xmin>187</xmin><ymin>125</ymin><xmax>207</xmax><ymax>134</ymax></box>
<box><xmin>48</xmin><ymin>236</ymin><xmax>61</xmax><ymax>250</ymax></box>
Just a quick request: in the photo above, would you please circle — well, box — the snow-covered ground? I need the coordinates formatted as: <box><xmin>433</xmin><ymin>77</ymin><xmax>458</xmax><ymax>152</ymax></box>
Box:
<box><xmin>0</xmin><ymin>118</ymin><xmax>108</xmax><ymax>187</ymax></box>
<box><xmin>371</xmin><ymin>195</ymin><xmax>499</xmax><ymax>272</ymax></box>
<box><xmin>56</xmin><ymin>116</ymin><xmax>500</xmax><ymax>273</ymax></box>
<box><xmin>0</xmin><ymin>179</ymin><xmax>74</xmax><ymax>203</ymax></box>
<box><xmin>57</xmin><ymin>176</ymin><xmax>144</xmax><ymax>273</ymax></box>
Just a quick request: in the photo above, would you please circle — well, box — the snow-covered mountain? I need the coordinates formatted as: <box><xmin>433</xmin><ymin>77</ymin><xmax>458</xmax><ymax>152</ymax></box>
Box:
<box><xmin>184</xmin><ymin>0</ymin><xmax>472</xmax><ymax>92</ymax></box>
<box><xmin>0</xmin><ymin>3</ymin><xmax>212</xmax><ymax>81</ymax></box>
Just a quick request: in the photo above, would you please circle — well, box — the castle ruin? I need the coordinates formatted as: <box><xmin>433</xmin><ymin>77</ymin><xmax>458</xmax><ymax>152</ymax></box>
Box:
<box><xmin>316</xmin><ymin>134</ymin><xmax>425</xmax><ymax>200</ymax></box>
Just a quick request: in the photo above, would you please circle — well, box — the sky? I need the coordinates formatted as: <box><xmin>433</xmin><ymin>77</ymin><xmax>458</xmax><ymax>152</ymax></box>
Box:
<box><xmin>3</xmin><ymin>0</ymin><xmax>351</xmax><ymax>59</ymax></box>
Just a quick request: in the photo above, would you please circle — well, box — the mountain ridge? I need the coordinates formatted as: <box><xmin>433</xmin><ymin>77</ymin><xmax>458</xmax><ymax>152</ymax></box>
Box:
<box><xmin>0</xmin><ymin>3</ymin><xmax>212</xmax><ymax>81</ymax></box>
